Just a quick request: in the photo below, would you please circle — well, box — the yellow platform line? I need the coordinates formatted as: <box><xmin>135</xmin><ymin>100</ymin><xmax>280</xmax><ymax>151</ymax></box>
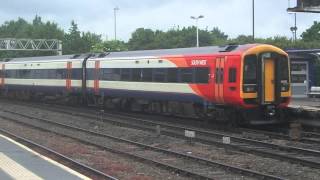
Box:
<box><xmin>0</xmin><ymin>134</ymin><xmax>90</xmax><ymax>180</ymax></box>
<box><xmin>0</xmin><ymin>152</ymin><xmax>44</xmax><ymax>180</ymax></box>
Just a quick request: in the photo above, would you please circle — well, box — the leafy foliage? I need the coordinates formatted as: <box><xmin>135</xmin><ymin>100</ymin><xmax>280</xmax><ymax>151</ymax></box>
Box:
<box><xmin>127</xmin><ymin>26</ymin><xmax>228</xmax><ymax>50</ymax></box>
<box><xmin>301</xmin><ymin>21</ymin><xmax>320</xmax><ymax>42</ymax></box>
<box><xmin>62</xmin><ymin>21</ymin><xmax>102</xmax><ymax>54</ymax></box>
<box><xmin>91</xmin><ymin>40</ymin><xmax>128</xmax><ymax>52</ymax></box>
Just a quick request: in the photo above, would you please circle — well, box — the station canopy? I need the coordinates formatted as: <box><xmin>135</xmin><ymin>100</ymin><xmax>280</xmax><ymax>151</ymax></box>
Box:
<box><xmin>287</xmin><ymin>0</ymin><xmax>320</xmax><ymax>13</ymax></box>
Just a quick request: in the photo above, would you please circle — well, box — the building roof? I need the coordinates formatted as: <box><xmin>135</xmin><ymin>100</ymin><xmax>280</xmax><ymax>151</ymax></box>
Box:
<box><xmin>286</xmin><ymin>49</ymin><xmax>320</xmax><ymax>62</ymax></box>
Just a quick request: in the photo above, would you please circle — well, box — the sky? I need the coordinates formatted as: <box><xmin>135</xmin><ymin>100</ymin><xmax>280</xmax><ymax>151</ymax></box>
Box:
<box><xmin>0</xmin><ymin>0</ymin><xmax>319</xmax><ymax>41</ymax></box>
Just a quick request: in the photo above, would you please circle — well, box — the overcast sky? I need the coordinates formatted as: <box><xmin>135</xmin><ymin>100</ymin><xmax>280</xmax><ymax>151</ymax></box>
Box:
<box><xmin>0</xmin><ymin>0</ymin><xmax>319</xmax><ymax>41</ymax></box>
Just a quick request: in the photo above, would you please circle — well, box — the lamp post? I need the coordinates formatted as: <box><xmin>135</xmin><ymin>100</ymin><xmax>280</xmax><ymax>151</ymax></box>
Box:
<box><xmin>289</xmin><ymin>13</ymin><xmax>297</xmax><ymax>43</ymax></box>
<box><xmin>114</xmin><ymin>7</ymin><xmax>119</xmax><ymax>41</ymax></box>
<box><xmin>293</xmin><ymin>13</ymin><xmax>297</xmax><ymax>42</ymax></box>
<box><xmin>190</xmin><ymin>15</ymin><xmax>204</xmax><ymax>47</ymax></box>
<box><xmin>252</xmin><ymin>0</ymin><xmax>255</xmax><ymax>41</ymax></box>
<box><xmin>288</xmin><ymin>1</ymin><xmax>297</xmax><ymax>43</ymax></box>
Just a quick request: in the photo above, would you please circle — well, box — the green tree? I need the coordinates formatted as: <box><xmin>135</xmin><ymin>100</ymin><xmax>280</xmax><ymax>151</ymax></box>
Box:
<box><xmin>62</xmin><ymin>21</ymin><xmax>103</xmax><ymax>54</ymax></box>
<box><xmin>210</xmin><ymin>27</ymin><xmax>228</xmax><ymax>45</ymax></box>
<box><xmin>229</xmin><ymin>35</ymin><xmax>254</xmax><ymax>44</ymax></box>
<box><xmin>63</xmin><ymin>20</ymin><xmax>84</xmax><ymax>54</ymax></box>
<box><xmin>301</xmin><ymin>21</ymin><xmax>320</xmax><ymax>42</ymax></box>
<box><xmin>128</xmin><ymin>28</ymin><xmax>157</xmax><ymax>50</ymax></box>
<box><xmin>81</xmin><ymin>32</ymin><xmax>103</xmax><ymax>52</ymax></box>
<box><xmin>127</xmin><ymin>26</ymin><xmax>228</xmax><ymax>50</ymax></box>
<box><xmin>91</xmin><ymin>40</ymin><xmax>128</xmax><ymax>52</ymax></box>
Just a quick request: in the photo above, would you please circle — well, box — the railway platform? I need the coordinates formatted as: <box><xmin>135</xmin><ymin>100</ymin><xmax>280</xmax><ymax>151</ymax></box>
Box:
<box><xmin>0</xmin><ymin>134</ymin><xmax>89</xmax><ymax>180</ymax></box>
<box><xmin>289</xmin><ymin>97</ymin><xmax>320</xmax><ymax>126</ymax></box>
<box><xmin>289</xmin><ymin>97</ymin><xmax>320</xmax><ymax>113</ymax></box>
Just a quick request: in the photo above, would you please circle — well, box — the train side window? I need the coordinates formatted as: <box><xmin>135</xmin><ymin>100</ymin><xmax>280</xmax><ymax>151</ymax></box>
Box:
<box><xmin>132</xmin><ymin>68</ymin><xmax>141</xmax><ymax>81</ymax></box>
<box><xmin>100</xmin><ymin>69</ymin><xmax>107</xmax><ymax>80</ymax></box>
<box><xmin>100</xmin><ymin>69</ymin><xmax>111</xmax><ymax>80</ymax></box>
<box><xmin>195</xmin><ymin>67</ymin><xmax>209</xmax><ymax>83</ymax></box>
<box><xmin>153</xmin><ymin>68</ymin><xmax>166</xmax><ymax>82</ymax></box>
<box><xmin>142</xmin><ymin>68</ymin><xmax>152</xmax><ymax>82</ymax></box>
<box><xmin>15</xmin><ymin>70</ymin><xmax>20</xmax><ymax>78</ymax></box>
<box><xmin>106</xmin><ymin>68</ymin><xmax>121</xmax><ymax>81</ymax></box>
<box><xmin>180</xmin><ymin>68</ymin><xmax>193</xmax><ymax>83</ymax></box>
<box><xmin>6</xmin><ymin>70</ymin><xmax>13</xmax><ymax>78</ymax></box>
<box><xmin>120</xmin><ymin>68</ymin><xmax>131</xmax><ymax>81</ymax></box>
<box><xmin>216</xmin><ymin>68</ymin><xmax>224</xmax><ymax>84</ymax></box>
<box><xmin>228</xmin><ymin>68</ymin><xmax>237</xmax><ymax>83</ymax></box>
<box><xmin>56</xmin><ymin>69</ymin><xmax>65</xmax><ymax>79</ymax></box>
<box><xmin>33</xmin><ymin>69</ymin><xmax>41</xmax><ymax>79</ymax></box>
<box><xmin>47</xmin><ymin>69</ymin><xmax>53</xmax><ymax>79</ymax></box>
<box><xmin>215</xmin><ymin>68</ymin><xmax>218</xmax><ymax>83</ymax></box>
<box><xmin>4</xmin><ymin>70</ymin><xmax>9</xmax><ymax>78</ymax></box>
<box><xmin>23</xmin><ymin>69</ymin><xmax>32</xmax><ymax>79</ymax></box>
<box><xmin>13</xmin><ymin>70</ymin><xmax>18</xmax><ymax>78</ymax></box>
<box><xmin>100</xmin><ymin>68</ymin><xmax>121</xmax><ymax>81</ymax></box>
<box><xmin>86</xmin><ymin>68</ymin><xmax>95</xmax><ymax>80</ymax></box>
<box><xmin>71</xmin><ymin>69</ymin><xmax>82</xmax><ymax>80</ymax></box>
<box><xmin>167</xmin><ymin>68</ymin><xmax>178</xmax><ymax>83</ymax></box>
<box><xmin>243</xmin><ymin>55</ymin><xmax>257</xmax><ymax>84</ymax></box>
<box><xmin>110</xmin><ymin>69</ymin><xmax>121</xmax><ymax>81</ymax></box>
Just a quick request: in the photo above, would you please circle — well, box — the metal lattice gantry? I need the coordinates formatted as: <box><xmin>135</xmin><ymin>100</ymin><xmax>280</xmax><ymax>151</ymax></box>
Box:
<box><xmin>0</xmin><ymin>38</ymin><xmax>62</xmax><ymax>55</ymax></box>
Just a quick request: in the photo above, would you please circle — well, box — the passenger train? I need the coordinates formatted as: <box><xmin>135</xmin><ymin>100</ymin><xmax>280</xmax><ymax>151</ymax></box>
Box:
<box><xmin>0</xmin><ymin>44</ymin><xmax>291</xmax><ymax>125</ymax></box>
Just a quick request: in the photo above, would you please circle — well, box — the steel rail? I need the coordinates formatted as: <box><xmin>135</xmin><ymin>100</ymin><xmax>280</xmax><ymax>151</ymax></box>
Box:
<box><xmin>0</xmin><ymin>109</ymin><xmax>285</xmax><ymax>180</ymax></box>
<box><xmin>0</xmin><ymin>128</ymin><xmax>118</xmax><ymax>180</ymax></box>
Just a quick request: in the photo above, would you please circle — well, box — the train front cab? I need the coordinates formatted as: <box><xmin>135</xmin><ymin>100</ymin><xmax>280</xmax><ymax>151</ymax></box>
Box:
<box><xmin>240</xmin><ymin>45</ymin><xmax>291</xmax><ymax>124</ymax></box>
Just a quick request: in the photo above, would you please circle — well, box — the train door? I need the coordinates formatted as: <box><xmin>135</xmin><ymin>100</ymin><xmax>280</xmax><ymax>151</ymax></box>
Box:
<box><xmin>66</xmin><ymin>62</ymin><xmax>72</xmax><ymax>91</ymax></box>
<box><xmin>224</xmin><ymin>56</ymin><xmax>239</xmax><ymax>102</ymax></box>
<box><xmin>262</xmin><ymin>53</ymin><xmax>276</xmax><ymax>104</ymax></box>
<box><xmin>214</xmin><ymin>57</ymin><xmax>225</xmax><ymax>103</ymax></box>
<box><xmin>94</xmin><ymin>60</ymin><xmax>100</xmax><ymax>95</ymax></box>
<box><xmin>0</xmin><ymin>64</ymin><xmax>5</xmax><ymax>88</ymax></box>
<box><xmin>263</xmin><ymin>58</ymin><xmax>275</xmax><ymax>103</ymax></box>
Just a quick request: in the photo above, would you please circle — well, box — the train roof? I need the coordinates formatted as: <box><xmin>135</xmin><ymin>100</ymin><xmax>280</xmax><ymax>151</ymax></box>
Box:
<box><xmin>97</xmin><ymin>45</ymin><xmax>239</xmax><ymax>58</ymax></box>
<box><xmin>3</xmin><ymin>44</ymin><xmax>259</xmax><ymax>63</ymax></box>
<box><xmin>2</xmin><ymin>54</ymin><xmax>87</xmax><ymax>62</ymax></box>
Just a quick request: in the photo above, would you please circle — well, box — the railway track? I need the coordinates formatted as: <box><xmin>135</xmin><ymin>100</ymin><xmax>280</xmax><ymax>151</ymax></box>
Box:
<box><xmin>234</xmin><ymin>127</ymin><xmax>320</xmax><ymax>145</ymax></box>
<box><xmin>4</xmin><ymin>101</ymin><xmax>320</xmax><ymax>169</ymax></box>
<box><xmin>0</xmin><ymin>108</ymin><xmax>284</xmax><ymax>180</ymax></box>
<box><xmin>16</xmin><ymin>100</ymin><xmax>320</xmax><ymax>145</ymax></box>
<box><xmin>3</xmin><ymin>99</ymin><xmax>319</xmax><ymax>144</ymax></box>
<box><xmin>0</xmin><ymin>128</ymin><xmax>118</xmax><ymax>180</ymax></box>
<box><xmin>115</xmin><ymin>111</ymin><xmax>320</xmax><ymax>145</ymax></box>
<box><xmin>303</xmin><ymin>131</ymin><xmax>320</xmax><ymax>139</ymax></box>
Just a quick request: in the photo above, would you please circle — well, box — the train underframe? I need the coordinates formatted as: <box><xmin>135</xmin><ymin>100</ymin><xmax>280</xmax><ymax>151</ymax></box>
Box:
<box><xmin>1</xmin><ymin>88</ymin><xmax>288</xmax><ymax>126</ymax></box>
<box><xmin>87</xmin><ymin>94</ymin><xmax>288</xmax><ymax>126</ymax></box>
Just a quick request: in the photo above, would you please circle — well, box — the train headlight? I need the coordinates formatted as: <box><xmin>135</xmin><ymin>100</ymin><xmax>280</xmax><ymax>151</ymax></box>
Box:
<box><xmin>265</xmin><ymin>105</ymin><xmax>276</xmax><ymax>117</ymax></box>
<box><xmin>281</xmin><ymin>83</ymin><xmax>289</xmax><ymax>92</ymax></box>
<box><xmin>243</xmin><ymin>84</ymin><xmax>256</xmax><ymax>93</ymax></box>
